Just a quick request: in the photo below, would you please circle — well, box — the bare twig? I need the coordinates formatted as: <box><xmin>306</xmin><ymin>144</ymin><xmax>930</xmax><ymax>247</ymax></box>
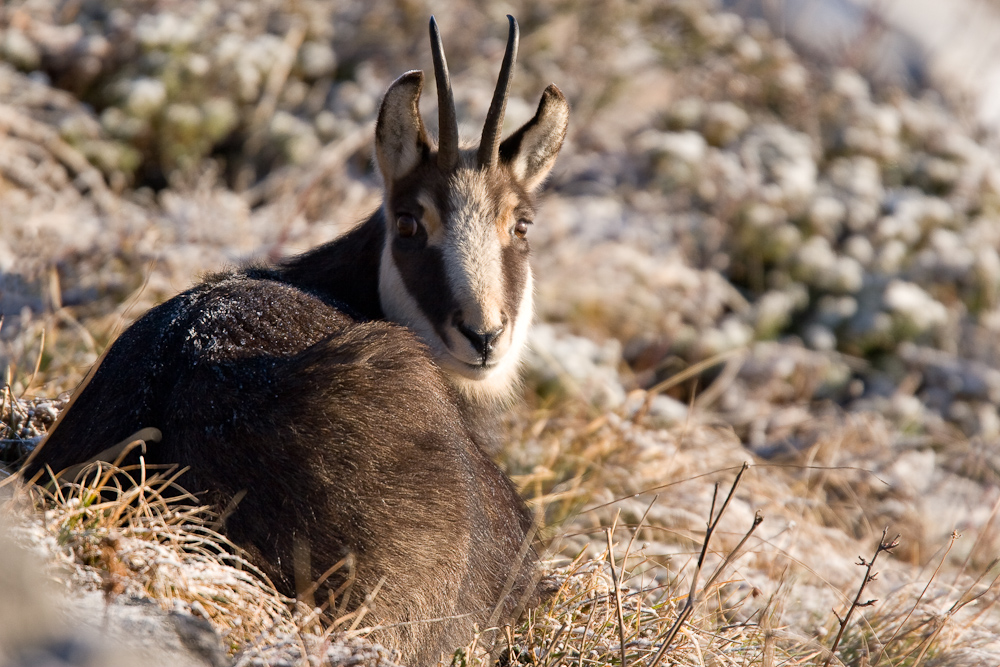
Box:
<box><xmin>540</xmin><ymin>621</ymin><xmax>568</xmax><ymax>667</ymax></box>
<box><xmin>701</xmin><ymin>510</ymin><xmax>764</xmax><ymax>592</ymax></box>
<box><xmin>606</xmin><ymin>527</ymin><xmax>628</xmax><ymax>667</ymax></box>
<box><xmin>576</xmin><ymin>571</ymin><xmax>601</xmax><ymax>667</ymax></box>
<box><xmin>345</xmin><ymin>575</ymin><xmax>387</xmax><ymax>633</ymax></box>
<box><xmin>823</xmin><ymin>527</ymin><xmax>900</xmax><ymax>667</ymax></box>
<box><xmin>646</xmin><ymin>462</ymin><xmax>759</xmax><ymax>667</ymax></box>
<box><xmin>952</xmin><ymin>493</ymin><xmax>1000</xmax><ymax>588</ymax></box>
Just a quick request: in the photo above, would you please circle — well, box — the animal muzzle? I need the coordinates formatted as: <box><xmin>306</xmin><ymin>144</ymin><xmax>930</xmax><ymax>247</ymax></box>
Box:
<box><xmin>448</xmin><ymin>309</ymin><xmax>511</xmax><ymax>371</ymax></box>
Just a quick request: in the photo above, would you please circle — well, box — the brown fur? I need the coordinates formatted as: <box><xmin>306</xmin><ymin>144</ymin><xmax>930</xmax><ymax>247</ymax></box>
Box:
<box><xmin>24</xmin><ymin>274</ymin><xmax>536</xmax><ymax>664</ymax></box>
<box><xmin>22</xmin><ymin>16</ymin><xmax>569</xmax><ymax>665</ymax></box>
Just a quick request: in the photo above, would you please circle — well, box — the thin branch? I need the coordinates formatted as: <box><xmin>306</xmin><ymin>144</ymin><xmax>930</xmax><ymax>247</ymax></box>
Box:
<box><xmin>606</xmin><ymin>527</ymin><xmax>629</xmax><ymax>667</ymax></box>
<box><xmin>646</xmin><ymin>462</ymin><xmax>757</xmax><ymax>667</ymax></box>
<box><xmin>702</xmin><ymin>511</ymin><xmax>764</xmax><ymax>592</ymax></box>
<box><xmin>541</xmin><ymin>622</ymin><xmax>568</xmax><ymax>667</ymax></box>
<box><xmin>952</xmin><ymin>493</ymin><xmax>1000</xmax><ymax>588</ymax></box>
<box><xmin>21</xmin><ymin>327</ymin><xmax>45</xmax><ymax>398</ymax></box>
<box><xmin>822</xmin><ymin>527</ymin><xmax>900</xmax><ymax>667</ymax></box>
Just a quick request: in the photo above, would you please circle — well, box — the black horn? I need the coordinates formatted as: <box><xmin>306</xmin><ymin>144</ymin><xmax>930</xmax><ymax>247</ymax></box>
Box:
<box><xmin>430</xmin><ymin>17</ymin><xmax>459</xmax><ymax>171</ymax></box>
<box><xmin>478</xmin><ymin>15</ymin><xmax>518</xmax><ymax>169</ymax></box>
<box><xmin>22</xmin><ymin>15</ymin><xmax>571</xmax><ymax>665</ymax></box>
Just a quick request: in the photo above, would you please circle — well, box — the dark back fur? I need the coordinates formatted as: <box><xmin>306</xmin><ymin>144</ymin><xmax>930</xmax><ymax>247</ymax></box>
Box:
<box><xmin>23</xmin><ymin>16</ymin><xmax>571</xmax><ymax>664</ymax></box>
<box><xmin>23</xmin><ymin>261</ymin><xmax>537</xmax><ymax>665</ymax></box>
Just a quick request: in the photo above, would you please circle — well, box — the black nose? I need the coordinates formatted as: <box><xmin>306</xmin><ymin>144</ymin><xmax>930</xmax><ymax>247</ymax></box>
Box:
<box><xmin>457</xmin><ymin>322</ymin><xmax>505</xmax><ymax>363</ymax></box>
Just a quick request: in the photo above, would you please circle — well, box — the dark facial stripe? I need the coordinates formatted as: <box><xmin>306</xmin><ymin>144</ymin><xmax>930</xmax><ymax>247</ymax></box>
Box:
<box><xmin>387</xmin><ymin>162</ymin><xmax>536</xmax><ymax>348</ymax></box>
<box><xmin>501</xmin><ymin>241</ymin><xmax>530</xmax><ymax>324</ymax></box>
<box><xmin>390</xmin><ymin>239</ymin><xmax>458</xmax><ymax>341</ymax></box>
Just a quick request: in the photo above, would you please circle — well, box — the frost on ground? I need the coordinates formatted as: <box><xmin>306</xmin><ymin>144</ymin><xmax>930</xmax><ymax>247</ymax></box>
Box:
<box><xmin>3</xmin><ymin>0</ymin><xmax>1000</xmax><ymax>665</ymax></box>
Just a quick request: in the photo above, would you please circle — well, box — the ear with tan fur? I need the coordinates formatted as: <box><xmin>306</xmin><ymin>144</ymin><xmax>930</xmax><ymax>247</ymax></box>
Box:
<box><xmin>499</xmin><ymin>84</ymin><xmax>569</xmax><ymax>192</ymax></box>
<box><xmin>375</xmin><ymin>70</ymin><xmax>430</xmax><ymax>183</ymax></box>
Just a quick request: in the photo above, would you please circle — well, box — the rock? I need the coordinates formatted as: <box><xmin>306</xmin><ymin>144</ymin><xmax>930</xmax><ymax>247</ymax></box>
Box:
<box><xmin>740</xmin><ymin>124</ymin><xmax>817</xmax><ymax>207</ymax></box>
<box><xmin>125</xmin><ymin>78</ymin><xmax>167</xmax><ymax>119</ymax></box>
<box><xmin>526</xmin><ymin>323</ymin><xmax>627</xmax><ymax>409</ymax></box>
<box><xmin>754</xmin><ymin>288</ymin><xmax>807</xmax><ymax>339</ymax></box>
<box><xmin>0</xmin><ymin>520</ymin><xmax>227</xmax><ymax>667</ymax></box>
<box><xmin>1</xmin><ymin>29</ymin><xmax>41</xmax><ymax>72</ymax></box>
<box><xmin>235</xmin><ymin>633</ymin><xmax>399</xmax><ymax>667</ymax></box>
<box><xmin>803</xmin><ymin>323</ymin><xmax>837</xmax><ymax>351</ymax></box>
<box><xmin>622</xmin><ymin>392</ymin><xmax>690</xmax><ymax>427</ymax></box>
<box><xmin>666</xmin><ymin>97</ymin><xmax>704</xmax><ymax>130</ymax></box>
<box><xmin>202</xmin><ymin>98</ymin><xmax>239</xmax><ymax>142</ymax></box>
<box><xmin>638</xmin><ymin>130</ymin><xmax>707</xmax><ymax>187</ymax></box>
<box><xmin>806</xmin><ymin>196</ymin><xmax>846</xmax><ymax>239</ymax></box>
<box><xmin>885</xmin><ymin>449</ymin><xmax>936</xmax><ymax>496</ymax></box>
<box><xmin>646</xmin><ymin>394</ymin><xmax>690</xmax><ymax>427</ymax></box>
<box><xmin>297</xmin><ymin>41</ymin><xmax>337</xmax><ymax>80</ymax></box>
<box><xmin>883</xmin><ymin>280</ymin><xmax>948</xmax><ymax>335</ymax></box>
<box><xmin>898</xmin><ymin>343</ymin><xmax>1000</xmax><ymax>404</ymax></box>
<box><xmin>703</xmin><ymin>101</ymin><xmax>750</xmax><ymax>146</ymax></box>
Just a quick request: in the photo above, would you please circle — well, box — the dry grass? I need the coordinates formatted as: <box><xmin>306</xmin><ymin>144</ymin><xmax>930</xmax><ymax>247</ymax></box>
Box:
<box><xmin>3</xmin><ymin>404</ymin><xmax>999</xmax><ymax>666</ymax></box>
<box><xmin>9</xmin><ymin>450</ymin><xmax>397</xmax><ymax>665</ymax></box>
<box><xmin>25</xmin><ymin>454</ymin><xmax>296</xmax><ymax>650</ymax></box>
<box><xmin>492</xmin><ymin>395</ymin><xmax>1000</xmax><ymax>667</ymax></box>
<box><xmin>488</xmin><ymin>504</ymin><xmax>1000</xmax><ymax>667</ymax></box>
<box><xmin>2</xmin><ymin>0</ymin><xmax>1000</xmax><ymax>663</ymax></box>
<box><xmin>5</xmin><ymin>346</ymin><xmax>1000</xmax><ymax>666</ymax></box>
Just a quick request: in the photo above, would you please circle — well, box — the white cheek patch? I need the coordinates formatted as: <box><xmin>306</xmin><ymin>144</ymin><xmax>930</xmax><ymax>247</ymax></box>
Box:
<box><xmin>378</xmin><ymin>173</ymin><xmax>534</xmax><ymax>407</ymax></box>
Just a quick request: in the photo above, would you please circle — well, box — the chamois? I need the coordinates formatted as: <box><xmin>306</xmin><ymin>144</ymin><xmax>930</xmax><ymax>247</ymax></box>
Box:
<box><xmin>22</xmin><ymin>14</ymin><xmax>569</xmax><ymax>666</ymax></box>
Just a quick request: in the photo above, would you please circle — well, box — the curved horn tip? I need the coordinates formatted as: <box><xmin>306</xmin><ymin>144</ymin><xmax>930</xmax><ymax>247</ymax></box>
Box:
<box><xmin>429</xmin><ymin>14</ymin><xmax>459</xmax><ymax>170</ymax></box>
<box><xmin>477</xmin><ymin>14</ymin><xmax>520</xmax><ymax>168</ymax></box>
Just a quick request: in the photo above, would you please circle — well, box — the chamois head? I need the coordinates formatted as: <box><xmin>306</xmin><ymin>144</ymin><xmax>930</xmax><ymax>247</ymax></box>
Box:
<box><xmin>375</xmin><ymin>16</ymin><xmax>569</xmax><ymax>405</ymax></box>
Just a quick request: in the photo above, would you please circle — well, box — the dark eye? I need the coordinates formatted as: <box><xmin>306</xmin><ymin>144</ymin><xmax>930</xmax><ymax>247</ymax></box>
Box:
<box><xmin>514</xmin><ymin>219</ymin><xmax>531</xmax><ymax>239</ymax></box>
<box><xmin>397</xmin><ymin>214</ymin><xmax>419</xmax><ymax>238</ymax></box>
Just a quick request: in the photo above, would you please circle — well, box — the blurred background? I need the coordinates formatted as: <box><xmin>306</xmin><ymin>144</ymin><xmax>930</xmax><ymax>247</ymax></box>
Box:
<box><xmin>5</xmin><ymin>0</ymin><xmax>1000</xmax><ymax>454</ymax></box>
<box><xmin>4</xmin><ymin>1</ymin><xmax>1000</xmax><ymax>662</ymax></box>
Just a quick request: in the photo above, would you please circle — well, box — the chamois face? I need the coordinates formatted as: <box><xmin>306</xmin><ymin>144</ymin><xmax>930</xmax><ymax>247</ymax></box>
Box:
<box><xmin>374</xmin><ymin>19</ymin><xmax>569</xmax><ymax>405</ymax></box>
<box><xmin>378</xmin><ymin>154</ymin><xmax>536</xmax><ymax>405</ymax></box>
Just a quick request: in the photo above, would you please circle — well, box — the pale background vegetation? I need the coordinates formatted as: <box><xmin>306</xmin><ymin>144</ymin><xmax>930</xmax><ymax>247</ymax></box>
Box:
<box><xmin>2</xmin><ymin>0</ymin><xmax>1000</xmax><ymax>665</ymax></box>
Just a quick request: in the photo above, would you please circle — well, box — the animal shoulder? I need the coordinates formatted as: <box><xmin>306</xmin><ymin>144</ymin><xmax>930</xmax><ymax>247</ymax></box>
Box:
<box><xmin>24</xmin><ymin>14</ymin><xmax>569</xmax><ymax>667</ymax></box>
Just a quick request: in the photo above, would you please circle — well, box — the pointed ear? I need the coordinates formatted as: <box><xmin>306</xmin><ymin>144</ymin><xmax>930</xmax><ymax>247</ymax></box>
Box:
<box><xmin>499</xmin><ymin>84</ymin><xmax>569</xmax><ymax>192</ymax></box>
<box><xmin>375</xmin><ymin>71</ymin><xmax>430</xmax><ymax>183</ymax></box>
